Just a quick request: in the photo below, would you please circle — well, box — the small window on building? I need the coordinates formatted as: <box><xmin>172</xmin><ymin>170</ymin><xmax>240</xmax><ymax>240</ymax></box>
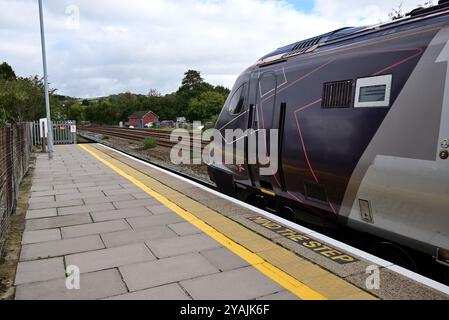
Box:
<box><xmin>355</xmin><ymin>74</ymin><xmax>392</xmax><ymax>108</ymax></box>
<box><xmin>228</xmin><ymin>83</ymin><xmax>247</xmax><ymax>115</ymax></box>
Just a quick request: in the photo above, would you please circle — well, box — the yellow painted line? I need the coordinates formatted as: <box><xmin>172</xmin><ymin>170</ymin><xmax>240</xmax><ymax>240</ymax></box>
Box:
<box><xmin>79</xmin><ymin>144</ymin><xmax>327</xmax><ymax>300</ymax></box>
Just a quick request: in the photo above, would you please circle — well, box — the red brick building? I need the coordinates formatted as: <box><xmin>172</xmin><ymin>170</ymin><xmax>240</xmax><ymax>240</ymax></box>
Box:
<box><xmin>128</xmin><ymin>111</ymin><xmax>159</xmax><ymax>128</ymax></box>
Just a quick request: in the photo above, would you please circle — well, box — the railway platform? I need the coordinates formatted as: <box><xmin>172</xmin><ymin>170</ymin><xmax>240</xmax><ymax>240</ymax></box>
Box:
<box><xmin>13</xmin><ymin>144</ymin><xmax>449</xmax><ymax>300</ymax></box>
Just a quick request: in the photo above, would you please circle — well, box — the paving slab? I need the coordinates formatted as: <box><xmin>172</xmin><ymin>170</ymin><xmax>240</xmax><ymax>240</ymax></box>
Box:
<box><xmin>132</xmin><ymin>193</ymin><xmax>152</xmax><ymax>200</ymax></box>
<box><xmin>15</xmin><ymin>269</ymin><xmax>127</xmax><ymax>300</ymax></box>
<box><xmin>25</xmin><ymin>214</ymin><xmax>92</xmax><ymax>231</ymax></box>
<box><xmin>200</xmin><ymin>247</ymin><xmax>250</xmax><ymax>272</ymax></box>
<box><xmin>15</xmin><ymin>258</ymin><xmax>65</xmax><ymax>285</ymax></box>
<box><xmin>31</xmin><ymin>188</ymin><xmax>79</xmax><ymax>197</ymax></box>
<box><xmin>104</xmin><ymin>284</ymin><xmax>191</xmax><ymax>300</ymax></box>
<box><xmin>119</xmin><ymin>253</ymin><xmax>220</xmax><ymax>292</ymax></box>
<box><xmin>56</xmin><ymin>192</ymin><xmax>104</xmax><ymax>201</ymax></box>
<box><xmin>83</xmin><ymin>194</ymin><xmax>135</xmax><ymax>204</ymax></box>
<box><xmin>66</xmin><ymin>243</ymin><xmax>155</xmax><ymax>274</ymax></box>
<box><xmin>78</xmin><ymin>185</ymin><xmax>125</xmax><ymax>193</ymax></box>
<box><xmin>101</xmin><ymin>226</ymin><xmax>177</xmax><ymax>248</ymax></box>
<box><xmin>20</xmin><ymin>235</ymin><xmax>104</xmax><ymax>261</ymax></box>
<box><xmin>28</xmin><ymin>199</ymin><xmax>84</xmax><ymax>210</ymax></box>
<box><xmin>52</xmin><ymin>182</ymin><xmax>97</xmax><ymax>190</ymax></box>
<box><xmin>127</xmin><ymin>214</ymin><xmax>184</xmax><ymax>230</ymax></box>
<box><xmin>22</xmin><ymin>229</ymin><xmax>61</xmax><ymax>245</ymax></box>
<box><xmin>61</xmin><ymin>220</ymin><xmax>130</xmax><ymax>239</ymax></box>
<box><xmin>146</xmin><ymin>234</ymin><xmax>222</xmax><ymax>259</ymax></box>
<box><xmin>28</xmin><ymin>196</ymin><xmax>55</xmax><ymax>204</ymax></box>
<box><xmin>146</xmin><ymin>204</ymin><xmax>175</xmax><ymax>215</ymax></box>
<box><xmin>104</xmin><ymin>188</ymin><xmax>142</xmax><ymax>196</ymax></box>
<box><xmin>113</xmin><ymin>199</ymin><xmax>159</xmax><ymax>209</ymax></box>
<box><xmin>94</xmin><ymin>179</ymin><xmax>130</xmax><ymax>186</ymax></box>
<box><xmin>180</xmin><ymin>266</ymin><xmax>283</xmax><ymax>300</ymax></box>
<box><xmin>92</xmin><ymin>207</ymin><xmax>152</xmax><ymax>222</ymax></box>
<box><xmin>58</xmin><ymin>203</ymin><xmax>115</xmax><ymax>216</ymax></box>
<box><xmin>168</xmin><ymin>222</ymin><xmax>201</xmax><ymax>236</ymax></box>
<box><xmin>26</xmin><ymin>208</ymin><xmax>57</xmax><ymax>220</ymax></box>
<box><xmin>30</xmin><ymin>185</ymin><xmax>52</xmax><ymax>192</ymax></box>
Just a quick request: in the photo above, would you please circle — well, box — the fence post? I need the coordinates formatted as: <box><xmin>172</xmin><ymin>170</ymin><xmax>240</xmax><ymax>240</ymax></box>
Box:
<box><xmin>5</xmin><ymin>124</ymin><xmax>13</xmax><ymax>216</ymax></box>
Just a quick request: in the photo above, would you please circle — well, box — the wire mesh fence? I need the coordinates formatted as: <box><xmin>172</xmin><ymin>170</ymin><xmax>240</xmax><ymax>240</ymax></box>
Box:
<box><xmin>0</xmin><ymin>122</ymin><xmax>34</xmax><ymax>255</ymax></box>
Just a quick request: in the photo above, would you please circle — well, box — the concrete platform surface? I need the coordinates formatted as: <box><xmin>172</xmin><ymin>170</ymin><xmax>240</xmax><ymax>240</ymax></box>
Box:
<box><xmin>13</xmin><ymin>144</ymin><xmax>449</xmax><ymax>300</ymax></box>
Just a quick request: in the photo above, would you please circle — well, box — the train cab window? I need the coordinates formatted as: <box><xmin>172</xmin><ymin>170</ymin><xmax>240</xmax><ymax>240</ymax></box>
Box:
<box><xmin>355</xmin><ymin>74</ymin><xmax>392</xmax><ymax>108</ymax></box>
<box><xmin>228</xmin><ymin>83</ymin><xmax>247</xmax><ymax>115</ymax></box>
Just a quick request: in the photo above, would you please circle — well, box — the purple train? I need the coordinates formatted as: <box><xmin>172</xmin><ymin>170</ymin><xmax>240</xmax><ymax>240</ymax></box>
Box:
<box><xmin>208</xmin><ymin>1</ymin><xmax>449</xmax><ymax>273</ymax></box>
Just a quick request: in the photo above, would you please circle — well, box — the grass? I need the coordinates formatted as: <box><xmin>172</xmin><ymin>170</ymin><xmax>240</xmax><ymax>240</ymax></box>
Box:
<box><xmin>143</xmin><ymin>137</ymin><xmax>157</xmax><ymax>150</ymax></box>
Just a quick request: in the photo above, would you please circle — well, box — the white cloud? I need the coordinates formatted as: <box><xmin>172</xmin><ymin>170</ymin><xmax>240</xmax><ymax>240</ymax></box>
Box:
<box><xmin>0</xmin><ymin>0</ymin><xmax>428</xmax><ymax>97</ymax></box>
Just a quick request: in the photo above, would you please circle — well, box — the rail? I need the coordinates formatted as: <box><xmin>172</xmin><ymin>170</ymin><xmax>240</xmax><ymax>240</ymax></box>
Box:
<box><xmin>78</xmin><ymin>126</ymin><xmax>209</xmax><ymax>149</ymax></box>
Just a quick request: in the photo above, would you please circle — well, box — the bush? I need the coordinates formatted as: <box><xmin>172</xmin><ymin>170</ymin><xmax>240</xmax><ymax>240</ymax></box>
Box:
<box><xmin>101</xmin><ymin>135</ymin><xmax>110</xmax><ymax>140</ymax></box>
<box><xmin>143</xmin><ymin>137</ymin><xmax>157</xmax><ymax>150</ymax></box>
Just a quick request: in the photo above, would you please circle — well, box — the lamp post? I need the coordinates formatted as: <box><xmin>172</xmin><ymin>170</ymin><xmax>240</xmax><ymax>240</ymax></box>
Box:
<box><xmin>38</xmin><ymin>0</ymin><xmax>54</xmax><ymax>160</ymax></box>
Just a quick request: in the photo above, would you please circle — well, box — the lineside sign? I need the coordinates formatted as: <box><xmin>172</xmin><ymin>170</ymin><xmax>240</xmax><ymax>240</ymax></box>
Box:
<box><xmin>247</xmin><ymin>216</ymin><xmax>358</xmax><ymax>265</ymax></box>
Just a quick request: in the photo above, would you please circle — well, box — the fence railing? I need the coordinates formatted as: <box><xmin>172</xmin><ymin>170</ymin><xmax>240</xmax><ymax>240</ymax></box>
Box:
<box><xmin>0</xmin><ymin>122</ymin><xmax>33</xmax><ymax>255</ymax></box>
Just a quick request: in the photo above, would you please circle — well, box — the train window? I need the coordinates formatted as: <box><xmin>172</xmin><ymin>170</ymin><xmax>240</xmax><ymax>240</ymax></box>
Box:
<box><xmin>228</xmin><ymin>83</ymin><xmax>247</xmax><ymax>115</ymax></box>
<box><xmin>355</xmin><ymin>74</ymin><xmax>392</xmax><ymax>108</ymax></box>
<box><xmin>322</xmin><ymin>80</ymin><xmax>353</xmax><ymax>108</ymax></box>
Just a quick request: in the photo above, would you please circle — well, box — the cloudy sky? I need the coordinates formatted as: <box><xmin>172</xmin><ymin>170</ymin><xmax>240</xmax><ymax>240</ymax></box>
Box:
<box><xmin>0</xmin><ymin>0</ymin><xmax>429</xmax><ymax>98</ymax></box>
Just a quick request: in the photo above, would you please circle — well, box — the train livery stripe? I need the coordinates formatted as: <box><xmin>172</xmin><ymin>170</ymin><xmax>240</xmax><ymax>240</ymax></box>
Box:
<box><xmin>79</xmin><ymin>144</ymin><xmax>329</xmax><ymax>300</ymax></box>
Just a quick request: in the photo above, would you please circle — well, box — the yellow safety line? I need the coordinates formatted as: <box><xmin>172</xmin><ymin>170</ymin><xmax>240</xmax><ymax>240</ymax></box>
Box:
<box><xmin>79</xmin><ymin>144</ymin><xmax>327</xmax><ymax>300</ymax></box>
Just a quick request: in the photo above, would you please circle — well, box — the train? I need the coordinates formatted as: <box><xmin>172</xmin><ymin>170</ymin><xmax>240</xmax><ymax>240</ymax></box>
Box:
<box><xmin>208</xmin><ymin>1</ymin><xmax>449</xmax><ymax>274</ymax></box>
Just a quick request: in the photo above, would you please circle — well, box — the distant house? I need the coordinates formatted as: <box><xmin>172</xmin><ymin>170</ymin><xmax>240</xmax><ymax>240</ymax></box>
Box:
<box><xmin>128</xmin><ymin>111</ymin><xmax>159</xmax><ymax>128</ymax></box>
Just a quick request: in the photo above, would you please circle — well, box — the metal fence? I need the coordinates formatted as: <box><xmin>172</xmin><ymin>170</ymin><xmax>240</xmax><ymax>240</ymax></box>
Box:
<box><xmin>32</xmin><ymin>120</ymin><xmax>77</xmax><ymax>146</ymax></box>
<box><xmin>0</xmin><ymin>122</ymin><xmax>33</xmax><ymax>255</ymax></box>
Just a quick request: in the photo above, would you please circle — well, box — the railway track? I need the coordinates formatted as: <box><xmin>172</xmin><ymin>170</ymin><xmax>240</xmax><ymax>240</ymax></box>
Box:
<box><xmin>79</xmin><ymin>126</ymin><xmax>209</xmax><ymax>149</ymax></box>
<box><xmin>79</xmin><ymin>131</ymin><xmax>216</xmax><ymax>190</ymax></box>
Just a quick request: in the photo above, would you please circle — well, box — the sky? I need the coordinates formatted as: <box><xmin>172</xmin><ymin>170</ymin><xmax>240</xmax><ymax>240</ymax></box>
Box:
<box><xmin>0</xmin><ymin>0</ymin><xmax>430</xmax><ymax>98</ymax></box>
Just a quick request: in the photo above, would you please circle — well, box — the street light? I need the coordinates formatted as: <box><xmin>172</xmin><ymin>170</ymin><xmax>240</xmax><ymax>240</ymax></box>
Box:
<box><xmin>38</xmin><ymin>0</ymin><xmax>54</xmax><ymax>160</ymax></box>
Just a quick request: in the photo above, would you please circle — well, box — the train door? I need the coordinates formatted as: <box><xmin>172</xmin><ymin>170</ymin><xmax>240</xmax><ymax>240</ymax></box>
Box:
<box><xmin>246</xmin><ymin>71</ymin><xmax>280</xmax><ymax>191</ymax></box>
<box><xmin>217</xmin><ymin>79</ymin><xmax>252</xmax><ymax>187</ymax></box>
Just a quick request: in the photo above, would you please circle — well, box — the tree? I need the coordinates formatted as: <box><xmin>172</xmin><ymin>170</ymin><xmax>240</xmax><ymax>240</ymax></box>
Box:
<box><xmin>178</xmin><ymin>70</ymin><xmax>213</xmax><ymax>99</ymax></box>
<box><xmin>388</xmin><ymin>1</ymin><xmax>434</xmax><ymax>20</ymax></box>
<box><xmin>0</xmin><ymin>76</ymin><xmax>46</xmax><ymax>124</ymax></box>
<box><xmin>148</xmin><ymin>88</ymin><xmax>161</xmax><ymax>97</ymax></box>
<box><xmin>0</xmin><ymin>62</ymin><xmax>16</xmax><ymax>81</ymax></box>
<box><xmin>181</xmin><ymin>70</ymin><xmax>204</xmax><ymax>92</ymax></box>
<box><xmin>214</xmin><ymin>85</ymin><xmax>231</xmax><ymax>97</ymax></box>
<box><xmin>187</xmin><ymin>91</ymin><xmax>226</xmax><ymax>122</ymax></box>
<box><xmin>68</xmin><ymin>104</ymin><xmax>85</xmax><ymax>123</ymax></box>
<box><xmin>81</xmin><ymin>99</ymin><xmax>90</xmax><ymax>106</ymax></box>
<box><xmin>388</xmin><ymin>3</ymin><xmax>404</xmax><ymax>20</ymax></box>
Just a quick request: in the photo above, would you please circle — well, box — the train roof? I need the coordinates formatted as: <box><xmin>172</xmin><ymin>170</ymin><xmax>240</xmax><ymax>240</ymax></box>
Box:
<box><xmin>258</xmin><ymin>27</ymin><xmax>365</xmax><ymax>61</ymax></box>
<box><xmin>257</xmin><ymin>0</ymin><xmax>449</xmax><ymax>64</ymax></box>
